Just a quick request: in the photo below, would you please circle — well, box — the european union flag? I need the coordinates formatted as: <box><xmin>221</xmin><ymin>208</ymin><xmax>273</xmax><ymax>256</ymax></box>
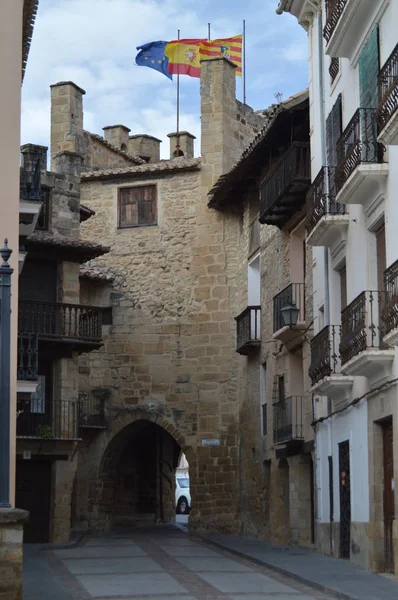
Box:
<box><xmin>135</xmin><ymin>41</ymin><xmax>172</xmax><ymax>80</ymax></box>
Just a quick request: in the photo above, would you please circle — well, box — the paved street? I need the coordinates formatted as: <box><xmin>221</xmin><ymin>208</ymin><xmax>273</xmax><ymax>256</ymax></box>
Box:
<box><xmin>24</xmin><ymin>524</ymin><xmax>334</xmax><ymax>600</ymax></box>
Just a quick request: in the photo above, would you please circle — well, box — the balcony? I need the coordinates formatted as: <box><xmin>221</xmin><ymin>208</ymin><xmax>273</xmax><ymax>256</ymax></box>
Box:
<box><xmin>235</xmin><ymin>306</ymin><xmax>261</xmax><ymax>355</ymax></box>
<box><xmin>340</xmin><ymin>291</ymin><xmax>394</xmax><ymax>380</ymax></box>
<box><xmin>378</xmin><ymin>42</ymin><xmax>398</xmax><ymax>146</ymax></box>
<box><xmin>273</xmin><ymin>396</ymin><xmax>304</xmax><ymax>446</ymax></box>
<box><xmin>335</xmin><ymin>108</ymin><xmax>388</xmax><ymax>208</ymax></box>
<box><xmin>19</xmin><ymin>299</ymin><xmax>103</xmax><ymax>353</ymax></box>
<box><xmin>323</xmin><ymin>0</ymin><xmax>388</xmax><ymax>61</ymax></box>
<box><xmin>19</xmin><ymin>153</ymin><xmax>43</xmax><ymax>247</ymax></box>
<box><xmin>259</xmin><ymin>142</ymin><xmax>311</xmax><ymax>228</ymax></box>
<box><xmin>383</xmin><ymin>260</ymin><xmax>398</xmax><ymax>345</ymax></box>
<box><xmin>273</xmin><ymin>283</ymin><xmax>306</xmax><ymax>347</ymax></box>
<box><xmin>78</xmin><ymin>392</ymin><xmax>107</xmax><ymax>429</ymax></box>
<box><xmin>306</xmin><ymin>166</ymin><xmax>349</xmax><ymax>248</ymax></box>
<box><xmin>17</xmin><ymin>399</ymin><xmax>79</xmax><ymax>440</ymax></box>
<box><xmin>17</xmin><ymin>332</ymin><xmax>39</xmax><ymax>394</ymax></box>
<box><xmin>309</xmin><ymin>325</ymin><xmax>354</xmax><ymax>397</ymax></box>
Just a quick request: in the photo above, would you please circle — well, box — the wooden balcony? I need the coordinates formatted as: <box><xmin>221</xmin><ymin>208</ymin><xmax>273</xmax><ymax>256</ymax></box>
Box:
<box><xmin>273</xmin><ymin>283</ymin><xmax>306</xmax><ymax>347</ymax></box>
<box><xmin>378</xmin><ymin>42</ymin><xmax>398</xmax><ymax>146</ymax></box>
<box><xmin>305</xmin><ymin>166</ymin><xmax>349</xmax><ymax>247</ymax></box>
<box><xmin>273</xmin><ymin>396</ymin><xmax>304</xmax><ymax>446</ymax></box>
<box><xmin>17</xmin><ymin>399</ymin><xmax>80</xmax><ymax>440</ymax></box>
<box><xmin>340</xmin><ymin>290</ymin><xmax>393</xmax><ymax>380</ymax></box>
<box><xmin>18</xmin><ymin>299</ymin><xmax>103</xmax><ymax>354</ymax></box>
<box><xmin>259</xmin><ymin>142</ymin><xmax>310</xmax><ymax>228</ymax></box>
<box><xmin>335</xmin><ymin>108</ymin><xmax>387</xmax><ymax>207</ymax></box>
<box><xmin>235</xmin><ymin>306</ymin><xmax>261</xmax><ymax>355</ymax></box>
<box><xmin>309</xmin><ymin>325</ymin><xmax>354</xmax><ymax>397</ymax></box>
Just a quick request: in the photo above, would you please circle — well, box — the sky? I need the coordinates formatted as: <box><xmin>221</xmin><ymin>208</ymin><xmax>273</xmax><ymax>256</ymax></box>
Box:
<box><xmin>21</xmin><ymin>0</ymin><xmax>309</xmax><ymax>160</ymax></box>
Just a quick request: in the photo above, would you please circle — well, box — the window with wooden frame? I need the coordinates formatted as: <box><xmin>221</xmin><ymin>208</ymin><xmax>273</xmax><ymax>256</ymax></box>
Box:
<box><xmin>118</xmin><ymin>185</ymin><xmax>157</xmax><ymax>228</ymax></box>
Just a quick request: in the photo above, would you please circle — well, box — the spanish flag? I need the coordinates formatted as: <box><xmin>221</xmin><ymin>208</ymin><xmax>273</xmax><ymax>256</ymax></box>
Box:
<box><xmin>200</xmin><ymin>35</ymin><xmax>243</xmax><ymax>76</ymax></box>
<box><xmin>165</xmin><ymin>38</ymin><xmax>205</xmax><ymax>78</ymax></box>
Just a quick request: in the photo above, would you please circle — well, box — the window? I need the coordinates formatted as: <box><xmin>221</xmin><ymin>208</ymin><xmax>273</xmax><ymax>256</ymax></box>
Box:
<box><xmin>260</xmin><ymin>363</ymin><xmax>267</xmax><ymax>436</ymax></box>
<box><xmin>118</xmin><ymin>185</ymin><xmax>157</xmax><ymax>228</ymax></box>
<box><xmin>36</xmin><ymin>188</ymin><xmax>50</xmax><ymax>231</ymax></box>
<box><xmin>278</xmin><ymin>375</ymin><xmax>285</xmax><ymax>403</ymax></box>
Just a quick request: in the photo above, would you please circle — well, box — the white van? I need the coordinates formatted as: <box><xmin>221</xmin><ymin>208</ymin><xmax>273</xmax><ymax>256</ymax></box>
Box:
<box><xmin>175</xmin><ymin>476</ymin><xmax>191</xmax><ymax>514</ymax></box>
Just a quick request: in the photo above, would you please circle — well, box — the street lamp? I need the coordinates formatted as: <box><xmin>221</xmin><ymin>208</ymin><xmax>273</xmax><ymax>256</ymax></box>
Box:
<box><xmin>280</xmin><ymin>302</ymin><xmax>300</xmax><ymax>328</ymax></box>
<box><xmin>0</xmin><ymin>239</ymin><xmax>13</xmax><ymax>508</ymax></box>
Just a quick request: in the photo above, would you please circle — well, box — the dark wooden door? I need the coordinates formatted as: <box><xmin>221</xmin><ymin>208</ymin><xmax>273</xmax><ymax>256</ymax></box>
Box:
<box><xmin>382</xmin><ymin>419</ymin><xmax>395</xmax><ymax>573</ymax></box>
<box><xmin>19</xmin><ymin>260</ymin><xmax>58</xmax><ymax>302</ymax></box>
<box><xmin>16</xmin><ymin>460</ymin><xmax>52</xmax><ymax>543</ymax></box>
<box><xmin>339</xmin><ymin>441</ymin><xmax>351</xmax><ymax>558</ymax></box>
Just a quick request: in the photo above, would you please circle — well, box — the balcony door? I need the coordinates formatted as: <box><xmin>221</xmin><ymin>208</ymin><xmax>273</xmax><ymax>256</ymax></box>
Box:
<box><xmin>339</xmin><ymin>440</ymin><xmax>351</xmax><ymax>559</ymax></box>
<box><xmin>248</xmin><ymin>255</ymin><xmax>261</xmax><ymax>339</ymax></box>
<box><xmin>382</xmin><ymin>418</ymin><xmax>395</xmax><ymax>573</ymax></box>
<box><xmin>376</xmin><ymin>224</ymin><xmax>387</xmax><ymax>340</ymax></box>
<box><xmin>19</xmin><ymin>260</ymin><xmax>57</xmax><ymax>302</ymax></box>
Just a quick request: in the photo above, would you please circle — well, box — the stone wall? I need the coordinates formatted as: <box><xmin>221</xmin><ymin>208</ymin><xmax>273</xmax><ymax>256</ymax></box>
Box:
<box><xmin>0</xmin><ymin>508</ymin><xmax>28</xmax><ymax>600</ymax></box>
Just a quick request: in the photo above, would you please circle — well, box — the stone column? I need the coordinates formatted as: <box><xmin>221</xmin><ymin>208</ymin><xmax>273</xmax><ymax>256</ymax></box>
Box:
<box><xmin>52</xmin><ymin>151</ymin><xmax>83</xmax><ymax>239</ymax></box>
<box><xmin>50</xmin><ymin>81</ymin><xmax>85</xmax><ymax>169</ymax></box>
<box><xmin>0</xmin><ymin>508</ymin><xmax>28</xmax><ymax>600</ymax></box>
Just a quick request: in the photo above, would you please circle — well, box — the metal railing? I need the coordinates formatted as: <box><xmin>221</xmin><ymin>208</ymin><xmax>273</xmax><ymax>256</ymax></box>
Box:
<box><xmin>335</xmin><ymin>108</ymin><xmax>384</xmax><ymax>194</ymax></box>
<box><xmin>273</xmin><ymin>396</ymin><xmax>304</xmax><ymax>444</ymax></box>
<box><xmin>305</xmin><ymin>166</ymin><xmax>345</xmax><ymax>235</ymax></box>
<box><xmin>18</xmin><ymin>300</ymin><xmax>103</xmax><ymax>343</ymax></box>
<box><xmin>329</xmin><ymin>57</ymin><xmax>340</xmax><ymax>83</ymax></box>
<box><xmin>309</xmin><ymin>325</ymin><xmax>341</xmax><ymax>386</ymax></box>
<box><xmin>260</xmin><ymin>142</ymin><xmax>311</xmax><ymax>218</ymax></box>
<box><xmin>378</xmin><ymin>42</ymin><xmax>398</xmax><ymax>131</ymax></box>
<box><xmin>340</xmin><ymin>290</ymin><xmax>387</xmax><ymax>365</ymax></box>
<box><xmin>235</xmin><ymin>306</ymin><xmax>261</xmax><ymax>352</ymax></box>
<box><xmin>383</xmin><ymin>260</ymin><xmax>398</xmax><ymax>336</ymax></box>
<box><xmin>17</xmin><ymin>399</ymin><xmax>79</xmax><ymax>439</ymax></box>
<box><xmin>323</xmin><ymin>0</ymin><xmax>347</xmax><ymax>43</ymax></box>
<box><xmin>17</xmin><ymin>332</ymin><xmax>38</xmax><ymax>381</ymax></box>
<box><xmin>78</xmin><ymin>392</ymin><xmax>106</xmax><ymax>429</ymax></box>
<box><xmin>20</xmin><ymin>155</ymin><xmax>42</xmax><ymax>202</ymax></box>
<box><xmin>273</xmin><ymin>283</ymin><xmax>305</xmax><ymax>333</ymax></box>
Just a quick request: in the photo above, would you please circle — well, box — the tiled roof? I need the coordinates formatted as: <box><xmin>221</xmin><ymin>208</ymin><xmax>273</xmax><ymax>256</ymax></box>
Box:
<box><xmin>26</xmin><ymin>232</ymin><xmax>110</xmax><ymax>263</ymax></box>
<box><xmin>80</xmin><ymin>267</ymin><xmax>114</xmax><ymax>282</ymax></box>
<box><xmin>208</xmin><ymin>90</ymin><xmax>309</xmax><ymax>208</ymax></box>
<box><xmin>81</xmin><ymin>157</ymin><xmax>201</xmax><ymax>181</ymax></box>
<box><xmin>22</xmin><ymin>0</ymin><xmax>39</xmax><ymax>80</ymax></box>
<box><xmin>80</xmin><ymin>204</ymin><xmax>96</xmax><ymax>222</ymax></box>
<box><xmin>85</xmin><ymin>131</ymin><xmax>145</xmax><ymax>166</ymax></box>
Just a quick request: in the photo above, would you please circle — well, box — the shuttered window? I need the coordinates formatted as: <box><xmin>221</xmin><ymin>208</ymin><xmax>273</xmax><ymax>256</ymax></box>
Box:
<box><xmin>326</xmin><ymin>94</ymin><xmax>342</xmax><ymax>167</ymax></box>
<box><xmin>358</xmin><ymin>26</ymin><xmax>380</xmax><ymax>109</ymax></box>
<box><xmin>340</xmin><ymin>265</ymin><xmax>347</xmax><ymax>310</ymax></box>
<box><xmin>118</xmin><ymin>185</ymin><xmax>157</xmax><ymax>228</ymax></box>
<box><xmin>376</xmin><ymin>224</ymin><xmax>386</xmax><ymax>292</ymax></box>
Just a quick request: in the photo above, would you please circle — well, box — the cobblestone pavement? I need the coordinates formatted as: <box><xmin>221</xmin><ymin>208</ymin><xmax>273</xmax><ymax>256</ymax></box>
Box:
<box><xmin>24</xmin><ymin>524</ymin><xmax>336</xmax><ymax>600</ymax></box>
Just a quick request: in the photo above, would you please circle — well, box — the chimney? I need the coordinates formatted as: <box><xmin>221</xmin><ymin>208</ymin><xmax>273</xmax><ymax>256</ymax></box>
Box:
<box><xmin>167</xmin><ymin>131</ymin><xmax>195</xmax><ymax>159</ymax></box>
<box><xmin>200</xmin><ymin>57</ymin><xmax>239</xmax><ymax>185</ymax></box>
<box><xmin>50</xmin><ymin>81</ymin><xmax>85</xmax><ymax>170</ymax></box>
<box><xmin>128</xmin><ymin>134</ymin><xmax>161</xmax><ymax>163</ymax></box>
<box><xmin>20</xmin><ymin>144</ymin><xmax>48</xmax><ymax>172</ymax></box>
<box><xmin>102</xmin><ymin>125</ymin><xmax>131</xmax><ymax>151</ymax></box>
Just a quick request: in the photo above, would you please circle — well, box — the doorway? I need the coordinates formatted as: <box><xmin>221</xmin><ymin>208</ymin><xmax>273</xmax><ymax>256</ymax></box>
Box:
<box><xmin>382</xmin><ymin>418</ymin><xmax>395</xmax><ymax>573</ymax></box>
<box><xmin>16</xmin><ymin>459</ymin><xmax>52</xmax><ymax>543</ymax></box>
<box><xmin>339</xmin><ymin>440</ymin><xmax>351</xmax><ymax>558</ymax></box>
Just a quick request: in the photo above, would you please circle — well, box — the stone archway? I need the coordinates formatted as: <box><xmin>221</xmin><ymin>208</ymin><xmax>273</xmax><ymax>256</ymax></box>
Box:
<box><xmin>85</xmin><ymin>405</ymin><xmax>196</xmax><ymax>532</ymax></box>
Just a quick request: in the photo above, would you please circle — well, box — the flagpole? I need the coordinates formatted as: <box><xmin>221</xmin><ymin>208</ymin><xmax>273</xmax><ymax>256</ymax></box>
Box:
<box><xmin>243</xmin><ymin>19</ymin><xmax>247</xmax><ymax>105</ymax></box>
<box><xmin>176</xmin><ymin>29</ymin><xmax>180</xmax><ymax>156</ymax></box>
<box><xmin>208</xmin><ymin>23</ymin><xmax>211</xmax><ymax>40</ymax></box>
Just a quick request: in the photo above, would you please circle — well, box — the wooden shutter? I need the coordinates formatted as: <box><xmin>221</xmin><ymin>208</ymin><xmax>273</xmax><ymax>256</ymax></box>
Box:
<box><xmin>376</xmin><ymin>224</ymin><xmax>386</xmax><ymax>292</ymax></box>
<box><xmin>326</xmin><ymin>94</ymin><xmax>342</xmax><ymax>167</ymax></box>
<box><xmin>119</xmin><ymin>186</ymin><xmax>157</xmax><ymax>228</ymax></box>
<box><xmin>359</xmin><ymin>26</ymin><xmax>380</xmax><ymax>109</ymax></box>
<box><xmin>340</xmin><ymin>265</ymin><xmax>347</xmax><ymax>310</ymax></box>
<box><xmin>278</xmin><ymin>376</ymin><xmax>285</xmax><ymax>403</ymax></box>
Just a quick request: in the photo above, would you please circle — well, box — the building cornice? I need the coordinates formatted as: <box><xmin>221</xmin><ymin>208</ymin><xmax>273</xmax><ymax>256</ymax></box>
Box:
<box><xmin>276</xmin><ymin>0</ymin><xmax>320</xmax><ymax>31</ymax></box>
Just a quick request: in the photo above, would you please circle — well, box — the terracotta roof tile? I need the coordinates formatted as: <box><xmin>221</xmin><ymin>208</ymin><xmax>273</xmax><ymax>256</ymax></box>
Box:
<box><xmin>79</xmin><ymin>267</ymin><xmax>114</xmax><ymax>282</ymax></box>
<box><xmin>22</xmin><ymin>0</ymin><xmax>39</xmax><ymax>80</ymax></box>
<box><xmin>26</xmin><ymin>232</ymin><xmax>110</xmax><ymax>262</ymax></box>
<box><xmin>81</xmin><ymin>157</ymin><xmax>201</xmax><ymax>181</ymax></box>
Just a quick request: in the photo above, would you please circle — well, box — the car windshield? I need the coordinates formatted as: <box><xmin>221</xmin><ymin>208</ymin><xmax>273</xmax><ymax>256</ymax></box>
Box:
<box><xmin>177</xmin><ymin>477</ymin><xmax>190</xmax><ymax>488</ymax></box>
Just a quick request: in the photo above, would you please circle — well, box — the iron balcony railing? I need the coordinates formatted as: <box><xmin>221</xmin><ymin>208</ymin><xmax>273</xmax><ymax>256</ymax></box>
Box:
<box><xmin>378</xmin><ymin>42</ymin><xmax>398</xmax><ymax>131</ymax></box>
<box><xmin>260</xmin><ymin>142</ymin><xmax>311</xmax><ymax>219</ymax></box>
<box><xmin>20</xmin><ymin>154</ymin><xmax>42</xmax><ymax>202</ymax></box>
<box><xmin>305</xmin><ymin>166</ymin><xmax>345</xmax><ymax>235</ymax></box>
<box><xmin>323</xmin><ymin>0</ymin><xmax>347</xmax><ymax>43</ymax></box>
<box><xmin>309</xmin><ymin>325</ymin><xmax>341</xmax><ymax>386</ymax></box>
<box><xmin>273</xmin><ymin>396</ymin><xmax>304</xmax><ymax>444</ymax></box>
<box><xmin>273</xmin><ymin>283</ymin><xmax>305</xmax><ymax>333</ymax></box>
<box><xmin>78</xmin><ymin>392</ymin><xmax>106</xmax><ymax>429</ymax></box>
<box><xmin>329</xmin><ymin>57</ymin><xmax>340</xmax><ymax>83</ymax></box>
<box><xmin>335</xmin><ymin>108</ymin><xmax>384</xmax><ymax>194</ymax></box>
<box><xmin>17</xmin><ymin>399</ymin><xmax>79</xmax><ymax>440</ymax></box>
<box><xmin>17</xmin><ymin>332</ymin><xmax>38</xmax><ymax>381</ymax></box>
<box><xmin>235</xmin><ymin>306</ymin><xmax>261</xmax><ymax>354</ymax></box>
<box><xmin>18</xmin><ymin>300</ymin><xmax>103</xmax><ymax>343</ymax></box>
<box><xmin>383</xmin><ymin>259</ymin><xmax>398</xmax><ymax>336</ymax></box>
<box><xmin>340</xmin><ymin>290</ymin><xmax>387</xmax><ymax>365</ymax></box>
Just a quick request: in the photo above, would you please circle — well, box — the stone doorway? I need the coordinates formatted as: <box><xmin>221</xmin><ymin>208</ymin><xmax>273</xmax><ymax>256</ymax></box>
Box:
<box><xmin>96</xmin><ymin>420</ymin><xmax>182</xmax><ymax>529</ymax></box>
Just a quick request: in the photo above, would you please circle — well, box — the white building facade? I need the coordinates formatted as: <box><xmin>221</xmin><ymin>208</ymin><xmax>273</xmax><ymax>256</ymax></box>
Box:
<box><xmin>278</xmin><ymin>0</ymin><xmax>398</xmax><ymax>573</ymax></box>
